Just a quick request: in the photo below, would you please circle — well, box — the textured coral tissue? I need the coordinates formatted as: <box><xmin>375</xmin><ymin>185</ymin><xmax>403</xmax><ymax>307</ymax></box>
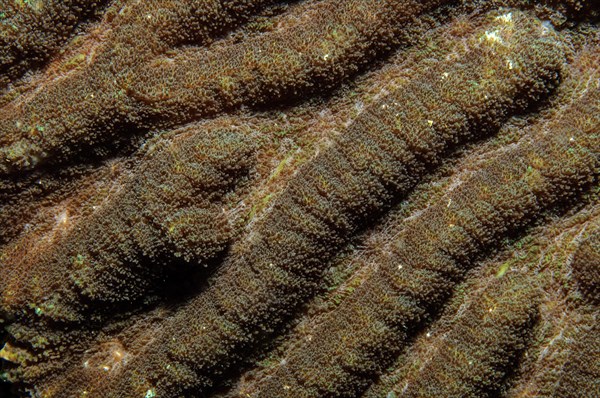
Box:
<box><xmin>0</xmin><ymin>1</ymin><xmax>599</xmax><ymax>397</ymax></box>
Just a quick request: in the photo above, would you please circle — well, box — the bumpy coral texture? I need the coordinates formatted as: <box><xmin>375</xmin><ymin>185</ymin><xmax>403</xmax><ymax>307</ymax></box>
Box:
<box><xmin>0</xmin><ymin>1</ymin><xmax>598</xmax><ymax>397</ymax></box>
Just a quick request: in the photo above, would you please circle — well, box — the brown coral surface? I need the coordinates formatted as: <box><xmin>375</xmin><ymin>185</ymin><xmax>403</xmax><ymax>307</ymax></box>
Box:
<box><xmin>0</xmin><ymin>1</ymin><xmax>598</xmax><ymax>397</ymax></box>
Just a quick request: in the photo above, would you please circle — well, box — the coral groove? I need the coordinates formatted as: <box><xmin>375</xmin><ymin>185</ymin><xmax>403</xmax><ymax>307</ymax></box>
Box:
<box><xmin>0</xmin><ymin>1</ymin><xmax>598</xmax><ymax>397</ymax></box>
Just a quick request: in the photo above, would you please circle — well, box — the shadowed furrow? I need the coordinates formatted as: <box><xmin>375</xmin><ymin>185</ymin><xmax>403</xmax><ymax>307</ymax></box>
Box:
<box><xmin>0</xmin><ymin>0</ymin><xmax>282</xmax><ymax>174</ymax></box>
<box><xmin>363</xmin><ymin>199</ymin><xmax>600</xmax><ymax>398</ymax></box>
<box><xmin>0</xmin><ymin>0</ymin><xmax>110</xmax><ymax>89</ymax></box>
<box><xmin>495</xmin><ymin>206</ymin><xmax>600</xmax><ymax>398</ymax></box>
<box><xmin>526</xmin><ymin>321</ymin><xmax>600</xmax><ymax>398</ymax></box>
<box><xmin>127</xmin><ymin>0</ymin><xmax>445</xmax><ymax>119</ymax></box>
<box><xmin>72</xmin><ymin>10</ymin><xmax>570</xmax><ymax>398</ymax></box>
<box><xmin>549</xmin><ymin>322</ymin><xmax>600</xmax><ymax>398</ymax></box>
<box><xmin>381</xmin><ymin>274</ymin><xmax>540</xmax><ymax>398</ymax></box>
<box><xmin>1</xmin><ymin>3</ymin><xmax>598</xmax><ymax>398</ymax></box>
<box><xmin>0</xmin><ymin>0</ymin><xmax>444</xmax><ymax>176</ymax></box>
<box><xmin>251</xmin><ymin>51</ymin><xmax>598</xmax><ymax>397</ymax></box>
<box><xmin>571</xmin><ymin>229</ymin><xmax>600</xmax><ymax>305</ymax></box>
<box><xmin>505</xmin><ymin>306</ymin><xmax>600</xmax><ymax>398</ymax></box>
<box><xmin>0</xmin><ymin>128</ymin><xmax>255</xmax><ymax>326</ymax></box>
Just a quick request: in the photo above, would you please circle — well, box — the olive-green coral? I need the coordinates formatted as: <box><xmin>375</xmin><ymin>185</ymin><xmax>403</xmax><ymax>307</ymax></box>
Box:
<box><xmin>0</xmin><ymin>1</ymin><xmax>598</xmax><ymax>398</ymax></box>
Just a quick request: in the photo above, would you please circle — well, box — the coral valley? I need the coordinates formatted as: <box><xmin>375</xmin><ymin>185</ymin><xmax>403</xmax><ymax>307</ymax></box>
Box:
<box><xmin>0</xmin><ymin>1</ymin><xmax>599</xmax><ymax>397</ymax></box>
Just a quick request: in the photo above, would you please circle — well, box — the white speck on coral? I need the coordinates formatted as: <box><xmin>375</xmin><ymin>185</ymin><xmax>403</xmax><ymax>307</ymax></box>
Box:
<box><xmin>482</xmin><ymin>30</ymin><xmax>503</xmax><ymax>44</ymax></box>
<box><xmin>145</xmin><ymin>388</ymin><xmax>156</xmax><ymax>398</ymax></box>
<box><xmin>496</xmin><ymin>12</ymin><xmax>513</xmax><ymax>23</ymax></box>
<box><xmin>56</xmin><ymin>209</ymin><xmax>69</xmax><ymax>225</ymax></box>
<box><xmin>541</xmin><ymin>21</ymin><xmax>552</xmax><ymax>36</ymax></box>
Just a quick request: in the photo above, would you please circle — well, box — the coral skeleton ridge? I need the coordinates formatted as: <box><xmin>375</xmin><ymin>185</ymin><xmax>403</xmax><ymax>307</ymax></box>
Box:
<box><xmin>0</xmin><ymin>1</ymin><xmax>598</xmax><ymax>397</ymax></box>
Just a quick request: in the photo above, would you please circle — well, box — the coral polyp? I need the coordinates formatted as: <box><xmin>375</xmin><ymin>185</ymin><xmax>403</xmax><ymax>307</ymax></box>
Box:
<box><xmin>0</xmin><ymin>1</ymin><xmax>598</xmax><ymax>397</ymax></box>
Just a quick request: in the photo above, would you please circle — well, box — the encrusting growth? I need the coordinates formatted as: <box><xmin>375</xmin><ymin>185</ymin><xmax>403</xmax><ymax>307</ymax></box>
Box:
<box><xmin>0</xmin><ymin>128</ymin><xmax>256</xmax><ymax>325</ymax></box>
<box><xmin>384</xmin><ymin>274</ymin><xmax>540</xmax><ymax>398</ymax></box>
<box><xmin>362</xmin><ymin>198</ymin><xmax>600</xmax><ymax>398</ymax></box>
<box><xmin>0</xmin><ymin>0</ymin><xmax>443</xmax><ymax>176</ymax></box>
<box><xmin>1</xmin><ymin>2</ymin><xmax>598</xmax><ymax>398</ymax></box>
<box><xmin>68</xmin><ymin>10</ymin><xmax>570</xmax><ymax>397</ymax></box>
<box><xmin>0</xmin><ymin>0</ymin><xmax>280</xmax><ymax>174</ymax></box>
<box><xmin>250</xmin><ymin>27</ymin><xmax>598</xmax><ymax>397</ymax></box>
<box><xmin>530</xmin><ymin>322</ymin><xmax>600</xmax><ymax>398</ymax></box>
<box><xmin>0</xmin><ymin>0</ymin><xmax>110</xmax><ymax>89</ymax></box>
<box><xmin>571</xmin><ymin>229</ymin><xmax>600</xmax><ymax>304</ymax></box>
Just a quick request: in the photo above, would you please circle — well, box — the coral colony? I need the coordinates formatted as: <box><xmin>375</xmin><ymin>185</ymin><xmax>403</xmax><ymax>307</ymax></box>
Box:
<box><xmin>0</xmin><ymin>1</ymin><xmax>598</xmax><ymax>397</ymax></box>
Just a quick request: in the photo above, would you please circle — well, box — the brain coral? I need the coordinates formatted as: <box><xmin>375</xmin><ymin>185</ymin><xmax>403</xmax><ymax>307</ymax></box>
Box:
<box><xmin>0</xmin><ymin>1</ymin><xmax>598</xmax><ymax>398</ymax></box>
